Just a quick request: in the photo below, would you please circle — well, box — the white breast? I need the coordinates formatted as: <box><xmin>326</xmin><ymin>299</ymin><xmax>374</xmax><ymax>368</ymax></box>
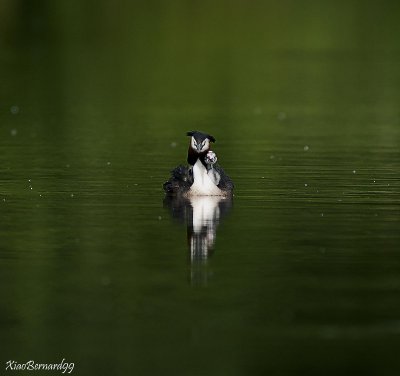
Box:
<box><xmin>189</xmin><ymin>159</ymin><xmax>223</xmax><ymax>196</ymax></box>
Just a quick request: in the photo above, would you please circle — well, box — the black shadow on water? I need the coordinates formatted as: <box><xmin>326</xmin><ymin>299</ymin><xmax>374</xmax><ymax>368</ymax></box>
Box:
<box><xmin>163</xmin><ymin>195</ymin><xmax>233</xmax><ymax>285</ymax></box>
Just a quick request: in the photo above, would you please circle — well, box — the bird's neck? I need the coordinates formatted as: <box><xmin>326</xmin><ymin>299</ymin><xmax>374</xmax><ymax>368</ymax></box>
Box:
<box><xmin>187</xmin><ymin>147</ymin><xmax>208</xmax><ymax>166</ymax></box>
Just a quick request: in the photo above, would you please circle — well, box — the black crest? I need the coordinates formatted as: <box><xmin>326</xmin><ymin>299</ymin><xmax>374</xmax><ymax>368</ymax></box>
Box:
<box><xmin>186</xmin><ymin>131</ymin><xmax>216</xmax><ymax>143</ymax></box>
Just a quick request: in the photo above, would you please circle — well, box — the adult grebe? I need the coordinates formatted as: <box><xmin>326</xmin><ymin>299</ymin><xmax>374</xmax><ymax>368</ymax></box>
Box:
<box><xmin>163</xmin><ymin>131</ymin><xmax>234</xmax><ymax>197</ymax></box>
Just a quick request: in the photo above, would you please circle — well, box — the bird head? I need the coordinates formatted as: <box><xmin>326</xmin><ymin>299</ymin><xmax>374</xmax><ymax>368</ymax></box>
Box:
<box><xmin>187</xmin><ymin>131</ymin><xmax>216</xmax><ymax>153</ymax></box>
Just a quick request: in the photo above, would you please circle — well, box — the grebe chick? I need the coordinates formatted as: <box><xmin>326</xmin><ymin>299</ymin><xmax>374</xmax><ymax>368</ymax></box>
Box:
<box><xmin>204</xmin><ymin>150</ymin><xmax>217</xmax><ymax>165</ymax></box>
<box><xmin>204</xmin><ymin>150</ymin><xmax>220</xmax><ymax>186</ymax></box>
<box><xmin>163</xmin><ymin>131</ymin><xmax>234</xmax><ymax>197</ymax></box>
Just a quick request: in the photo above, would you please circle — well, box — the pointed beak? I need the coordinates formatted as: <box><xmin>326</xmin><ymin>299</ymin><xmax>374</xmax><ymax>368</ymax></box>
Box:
<box><xmin>196</xmin><ymin>144</ymin><xmax>203</xmax><ymax>152</ymax></box>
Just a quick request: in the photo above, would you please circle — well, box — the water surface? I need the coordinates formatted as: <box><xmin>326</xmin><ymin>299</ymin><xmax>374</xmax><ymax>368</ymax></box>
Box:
<box><xmin>1</xmin><ymin>1</ymin><xmax>400</xmax><ymax>375</ymax></box>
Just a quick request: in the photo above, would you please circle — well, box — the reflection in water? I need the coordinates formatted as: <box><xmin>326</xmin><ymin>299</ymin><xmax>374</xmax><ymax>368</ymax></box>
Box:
<box><xmin>164</xmin><ymin>196</ymin><xmax>232</xmax><ymax>285</ymax></box>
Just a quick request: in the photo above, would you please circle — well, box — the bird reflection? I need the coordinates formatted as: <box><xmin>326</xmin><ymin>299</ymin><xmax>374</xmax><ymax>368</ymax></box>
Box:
<box><xmin>164</xmin><ymin>195</ymin><xmax>232</xmax><ymax>285</ymax></box>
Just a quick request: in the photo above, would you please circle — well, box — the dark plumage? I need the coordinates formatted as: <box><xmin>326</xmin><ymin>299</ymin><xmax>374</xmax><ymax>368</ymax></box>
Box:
<box><xmin>163</xmin><ymin>165</ymin><xmax>193</xmax><ymax>195</ymax></box>
<box><xmin>163</xmin><ymin>131</ymin><xmax>234</xmax><ymax>197</ymax></box>
<box><xmin>187</xmin><ymin>130</ymin><xmax>216</xmax><ymax>143</ymax></box>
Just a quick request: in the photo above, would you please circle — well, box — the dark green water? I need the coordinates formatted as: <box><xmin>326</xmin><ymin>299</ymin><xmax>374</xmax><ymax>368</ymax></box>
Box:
<box><xmin>1</xmin><ymin>1</ymin><xmax>400</xmax><ymax>375</ymax></box>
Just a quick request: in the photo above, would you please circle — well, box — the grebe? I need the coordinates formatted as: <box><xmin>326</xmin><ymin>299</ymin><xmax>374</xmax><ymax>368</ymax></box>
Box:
<box><xmin>163</xmin><ymin>131</ymin><xmax>234</xmax><ymax>197</ymax></box>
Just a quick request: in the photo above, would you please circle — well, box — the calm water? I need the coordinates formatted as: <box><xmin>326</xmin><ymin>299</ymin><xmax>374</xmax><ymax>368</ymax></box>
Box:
<box><xmin>1</xmin><ymin>1</ymin><xmax>400</xmax><ymax>375</ymax></box>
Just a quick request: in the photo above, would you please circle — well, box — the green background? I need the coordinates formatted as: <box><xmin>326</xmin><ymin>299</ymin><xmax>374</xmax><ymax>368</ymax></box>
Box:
<box><xmin>1</xmin><ymin>1</ymin><xmax>399</xmax><ymax>375</ymax></box>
